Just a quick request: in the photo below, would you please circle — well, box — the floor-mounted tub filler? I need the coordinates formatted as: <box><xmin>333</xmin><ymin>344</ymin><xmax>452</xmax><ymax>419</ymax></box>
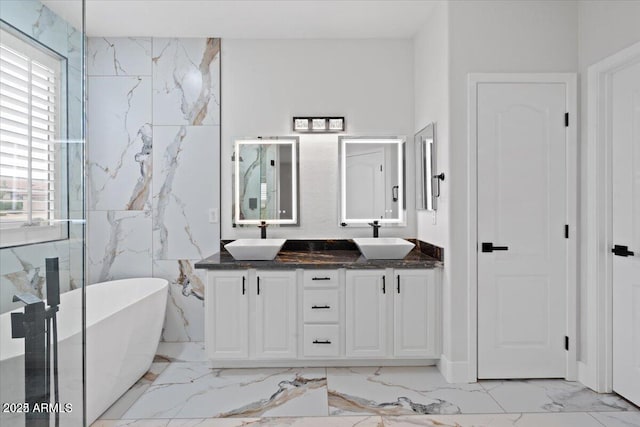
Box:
<box><xmin>0</xmin><ymin>277</ymin><xmax>168</xmax><ymax>426</ymax></box>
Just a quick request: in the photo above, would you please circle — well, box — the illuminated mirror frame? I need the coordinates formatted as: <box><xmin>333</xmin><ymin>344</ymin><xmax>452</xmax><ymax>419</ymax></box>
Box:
<box><xmin>233</xmin><ymin>137</ymin><xmax>299</xmax><ymax>225</ymax></box>
<box><xmin>339</xmin><ymin>136</ymin><xmax>406</xmax><ymax>225</ymax></box>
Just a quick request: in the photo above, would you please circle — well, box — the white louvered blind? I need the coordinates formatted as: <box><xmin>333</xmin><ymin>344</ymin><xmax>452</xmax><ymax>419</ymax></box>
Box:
<box><xmin>0</xmin><ymin>28</ymin><xmax>64</xmax><ymax>247</ymax></box>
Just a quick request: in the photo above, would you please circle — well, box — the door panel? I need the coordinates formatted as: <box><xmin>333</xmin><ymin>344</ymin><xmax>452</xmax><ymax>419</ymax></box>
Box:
<box><xmin>345</xmin><ymin>270</ymin><xmax>387</xmax><ymax>358</ymax></box>
<box><xmin>206</xmin><ymin>272</ymin><xmax>248</xmax><ymax>359</ymax></box>
<box><xmin>612</xmin><ymin>60</ymin><xmax>640</xmax><ymax>406</ymax></box>
<box><xmin>394</xmin><ymin>270</ymin><xmax>438</xmax><ymax>357</ymax></box>
<box><xmin>478</xmin><ymin>82</ymin><xmax>567</xmax><ymax>378</ymax></box>
<box><xmin>255</xmin><ymin>271</ymin><xmax>297</xmax><ymax>359</ymax></box>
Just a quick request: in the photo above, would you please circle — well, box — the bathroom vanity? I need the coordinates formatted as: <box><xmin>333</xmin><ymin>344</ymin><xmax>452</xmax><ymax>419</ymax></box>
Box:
<box><xmin>196</xmin><ymin>241</ymin><xmax>442</xmax><ymax>367</ymax></box>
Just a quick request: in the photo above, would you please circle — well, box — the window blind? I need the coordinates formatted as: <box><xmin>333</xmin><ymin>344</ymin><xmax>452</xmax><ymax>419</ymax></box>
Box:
<box><xmin>0</xmin><ymin>27</ymin><xmax>64</xmax><ymax>246</ymax></box>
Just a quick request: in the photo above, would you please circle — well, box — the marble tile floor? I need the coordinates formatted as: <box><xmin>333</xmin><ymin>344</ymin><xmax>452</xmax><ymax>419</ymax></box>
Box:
<box><xmin>94</xmin><ymin>343</ymin><xmax>639</xmax><ymax>427</ymax></box>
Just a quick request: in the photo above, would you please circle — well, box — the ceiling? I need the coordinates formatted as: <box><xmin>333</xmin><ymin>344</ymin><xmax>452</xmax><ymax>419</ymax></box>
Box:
<box><xmin>41</xmin><ymin>0</ymin><xmax>436</xmax><ymax>39</ymax></box>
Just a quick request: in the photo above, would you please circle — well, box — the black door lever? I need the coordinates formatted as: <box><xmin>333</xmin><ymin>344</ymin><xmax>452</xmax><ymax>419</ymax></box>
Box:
<box><xmin>612</xmin><ymin>244</ymin><xmax>635</xmax><ymax>257</ymax></box>
<box><xmin>482</xmin><ymin>242</ymin><xmax>509</xmax><ymax>253</ymax></box>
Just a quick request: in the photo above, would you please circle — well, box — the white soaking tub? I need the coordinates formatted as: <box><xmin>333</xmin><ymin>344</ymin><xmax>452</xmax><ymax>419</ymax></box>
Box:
<box><xmin>0</xmin><ymin>278</ymin><xmax>169</xmax><ymax>426</ymax></box>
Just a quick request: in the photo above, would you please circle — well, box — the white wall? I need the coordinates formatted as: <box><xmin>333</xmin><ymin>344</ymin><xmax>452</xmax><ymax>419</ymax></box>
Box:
<box><xmin>221</xmin><ymin>39</ymin><xmax>415</xmax><ymax>240</ymax></box>
<box><xmin>414</xmin><ymin>0</ymin><xmax>449</xmax><ymax>249</ymax></box>
<box><xmin>577</xmin><ymin>0</ymin><xmax>640</xmax><ymax>389</ymax></box>
<box><xmin>413</xmin><ymin>0</ymin><xmax>453</xmax><ymax>373</ymax></box>
<box><xmin>446</xmin><ymin>0</ymin><xmax>579</xmax><ymax>376</ymax></box>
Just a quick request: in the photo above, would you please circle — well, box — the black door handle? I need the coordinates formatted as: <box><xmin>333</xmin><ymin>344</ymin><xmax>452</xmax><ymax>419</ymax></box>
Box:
<box><xmin>312</xmin><ymin>340</ymin><xmax>332</xmax><ymax>344</ymax></box>
<box><xmin>612</xmin><ymin>244</ymin><xmax>635</xmax><ymax>257</ymax></box>
<box><xmin>311</xmin><ymin>277</ymin><xmax>331</xmax><ymax>281</ymax></box>
<box><xmin>482</xmin><ymin>242</ymin><xmax>509</xmax><ymax>253</ymax></box>
<box><xmin>242</xmin><ymin>276</ymin><xmax>245</xmax><ymax>295</ymax></box>
<box><xmin>257</xmin><ymin>276</ymin><xmax>260</xmax><ymax>295</ymax></box>
<box><xmin>382</xmin><ymin>276</ymin><xmax>386</xmax><ymax>294</ymax></box>
<box><xmin>311</xmin><ymin>305</ymin><xmax>331</xmax><ymax>309</ymax></box>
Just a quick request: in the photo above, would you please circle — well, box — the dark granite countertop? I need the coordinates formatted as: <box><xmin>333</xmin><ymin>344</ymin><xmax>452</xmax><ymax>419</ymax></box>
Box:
<box><xmin>195</xmin><ymin>239</ymin><xmax>443</xmax><ymax>270</ymax></box>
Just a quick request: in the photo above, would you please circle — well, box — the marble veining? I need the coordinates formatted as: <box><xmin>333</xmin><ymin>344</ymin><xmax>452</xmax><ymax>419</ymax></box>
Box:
<box><xmin>87</xmin><ymin>76</ymin><xmax>153</xmax><ymax>211</ymax></box>
<box><xmin>153</xmin><ymin>38</ymin><xmax>221</xmax><ymax>126</ymax></box>
<box><xmin>154</xmin><ymin>342</ymin><xmax>208</xmax><ymax>363</ymax></box>
<box><xmin>480</xmin><ymin>379</ymin><xmax>639</xmax><ymax>413</ymax></box>
<box><xmin>100</xmin><ymin>362</ymin><xmax>170</xmax><ymax>420</ymax></box>
<box><xmin>328</xmin><ymin>391</ymin><xmax>460</xmax><ymax>416</ymax></box>
<box><xmin>87</xmin><ymin>210</ymin><xmax>152</xmax><ymax>284</ymax></box>
<box><xmin>86</xmin><ymin>36</ymin><xmax>221</xmax><ymax>339</ymax></box>
<box><xmin>0</xmin><ymin>241</ymin><xmax>72</xmax><ymax>313</ymax></box>
<box><xmin>590</xmin><ymin>411</ymin><xmax>640</xmax><ymax>427</ymax></box>
<box><xmin>196</xmin><ymin>246</ymin><xmax>441</xmax><ymax>271</ymax></box>
<box><xmin>122</xmin><ymin>366</ymin><xmax>328</xmax><ymax>419</ymax></box>
<box><xmin>3</xmin><ymin>249</ymin><xmax>45</xmax><ymax>299</ymax></box>
<box><xmin>31</xmin><ymin>3</ymin><xmax>56</xmax><ymax>40</ymax></box>
<box><xmin>127</xmin><ymin>123</ymin><xmax>153</xmax><ymax>210</ymax></box>
<box><xmin>155</xmin><ymin>260</ymin><xmax>206</xmax><ymax>342</ymax></box>
<box><xmin>88</xmin><ymin>37</ymin><xmax>152</xmax><ymax>76</ymax></box>
<box><xmin>154</xmin><ymin>126</ymin><xmax>187</xmax><ymax>260</ymax></box>
<box><xmin>217</xmin><ymin>375</ymin><xmax>327</xmax><ymax>418</ymax></box>
<box><xmin>153</xmin><ymin>126</ymin><xmax>219</xmax><ymax>261</ymax></box>
<box><xmin>327</xmin><ymin>367</ymin><xmax>501</xmax><ymax>417</ymax></box>
<box><xmin>99</xmin><ymin>358</ymin><xmax>638</xmax><ymax>425</ymax></box>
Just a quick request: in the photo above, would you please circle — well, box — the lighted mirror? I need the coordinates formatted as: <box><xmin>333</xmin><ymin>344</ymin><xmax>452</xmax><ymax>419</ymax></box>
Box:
<box><xmin>415</xmin><ymin>123</ymin><xmax>438</xmax><ymax>211</ymax></box>
<box><xmin>233</xmin><ymin>137</ymin><xmax>299</xmax><ymax>225</ymax></box>
<box><xmin>339</xmin><ymin>136</ymin><xmax>405</xmax><ymax>225</ymax></box>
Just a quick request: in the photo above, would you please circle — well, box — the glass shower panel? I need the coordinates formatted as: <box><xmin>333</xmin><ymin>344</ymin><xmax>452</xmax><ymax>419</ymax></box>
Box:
<box><xmin>0</xmin><ymin>0</ymin><xmax>85</xmax><ymax>426</ymax></box>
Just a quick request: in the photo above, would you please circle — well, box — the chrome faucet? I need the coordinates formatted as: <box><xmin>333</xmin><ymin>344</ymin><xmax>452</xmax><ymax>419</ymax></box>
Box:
<box><xmin>258</xmin><ymin>221</ymin><xmax>268</xmax><ymax>239</ymax></box>
<box><xmin>368</xmin><ymin>220</ymin><xmax>381</xmax><ymax>238</ymax></box>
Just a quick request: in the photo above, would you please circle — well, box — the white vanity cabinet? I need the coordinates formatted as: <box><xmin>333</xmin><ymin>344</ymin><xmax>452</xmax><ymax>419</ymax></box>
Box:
<box><xmin>254</xmin><ymin>270</ymin><xmax>297</xmax><ymax>359</ymax></box>
<box><xmin>205</xmin><ymin>271</ymin><xmax>249</xmax><ymax>359</ymax></box>
<box><xmin>205</xmin><ymin>270</ymin><xmax>296</xmax><ymax>360</ymax></box>
<box><xmin>204</xmin><ymin>267</ymin><xmax>440</xmax><ymax>365</ymax></box>
<box><xmin>302</xmin><ymin>269</ymin><xmax>341</xmax><ymax>358</ymax></box>
<box><xmin>345</xmin><ymin>270</ymin><xmax>388</xmax><ymax>358</ymax></box>
<box><xmin>345</xmin><ymin>269</ymin><xmax>439</xmax><ymax>359</ymax></box>
<box><xmin>393</xmin><ymin>269</ymin><xmax>439</xmax><ymax>358</ymax></box>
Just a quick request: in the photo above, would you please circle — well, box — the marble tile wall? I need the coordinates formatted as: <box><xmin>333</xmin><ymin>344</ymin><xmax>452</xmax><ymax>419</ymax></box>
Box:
<box><xmin>86</xmin><ymin>37</ymin><xmax>221</xmax><ymax>341</ymax></box>
<box><xmin>0</xmin><ymin>0</ymin><xmax>84</xmax><ymax>314</ymax></box>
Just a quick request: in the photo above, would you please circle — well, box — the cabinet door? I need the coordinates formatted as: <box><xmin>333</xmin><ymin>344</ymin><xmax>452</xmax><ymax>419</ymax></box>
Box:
<box><xmin>255</xmin><ymin>270</ymin><xmax>297</xmax><ymax>359</ymax></box>
<box><xmin>394</xmin><ymin>269</ymin><xmax>439</xmax><ymax>358</ymax></box>
<box><xmin>205</xmin><ymin>271</ymin><xmax>249</xmax><ymax>359</ymax></box>
<box><xmin>346</xmin><ymin>270</ymin><xmax>387</xmax><ymax>357</ymax></box>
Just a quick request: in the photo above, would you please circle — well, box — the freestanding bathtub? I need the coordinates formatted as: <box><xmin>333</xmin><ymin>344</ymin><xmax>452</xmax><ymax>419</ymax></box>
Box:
<box><xmin>0</xmin><ymin>278</ymin><xmax>168</xmax><ymax>427</ymax></box>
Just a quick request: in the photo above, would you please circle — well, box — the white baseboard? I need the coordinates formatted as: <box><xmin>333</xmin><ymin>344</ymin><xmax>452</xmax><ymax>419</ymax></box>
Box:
<box><xmin>578</xmin><ymin>361</ymin><xmax>596</xmax><ymax>391</ymax></box>
<box><xmin>437</xmin><ymin>355</ymin><xmax>473</xmax><ymax>383</ymax></box>
<box><xmin>578</xmin><ymin>360</ymin><xmax>612</xmax><ymax>393</ymax></box>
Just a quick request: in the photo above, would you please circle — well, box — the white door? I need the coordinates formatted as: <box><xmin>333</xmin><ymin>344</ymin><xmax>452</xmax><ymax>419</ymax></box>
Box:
<box><xmin>477</xmin><ymin>82</ymin><xmax>568</xmax><ymax>378</ymax></box>
<box><xmin>394</xmin><ymin>270</ymin><xmax>439</xmax><ymax>358</ymax></box>
<box><xmin>612</xmin><ymin>60</ymin><xmax>640</xmax><ymax>406</ymax></box>
<box><xmin>346</xmin><ymin>150</ymin><xmax>385</xmax><ymax>219</ymax></box>
<box><xmin>346</xmin><ymin>270</ymin><xmax>387</xmax><ymax>357</ymax></box>
<box><xmin>254</xmin><ymin>270</ymin><xmax>297</xmax><ymax>359</ymax></box>
<box><xmin>205</xmin><ymin>272</ymin><xmax>248</xmax><ymax>359</ymax></box>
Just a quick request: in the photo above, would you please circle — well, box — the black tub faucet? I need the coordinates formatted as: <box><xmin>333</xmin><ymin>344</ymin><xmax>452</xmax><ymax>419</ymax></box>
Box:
<box><xmin>368</xmin><ymin>220</ymin><xmax>381</xmax><ymax>238</ymax></box>
<box><xmin>258</xmin><ymin>221</ymin><xmax>268</xmax><ymax>239</ymax></box>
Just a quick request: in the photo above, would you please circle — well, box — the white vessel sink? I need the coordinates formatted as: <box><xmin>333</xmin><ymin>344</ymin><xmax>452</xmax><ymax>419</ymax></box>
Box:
<box><xmin>224</xmin><ymin>238</ymin><xmax>286</xmax><ymax>260</ymax></box>
<box><xmin>353</xmin><ymin>238</ymin><xmax>415</xmax><ymax>260</ymax></box>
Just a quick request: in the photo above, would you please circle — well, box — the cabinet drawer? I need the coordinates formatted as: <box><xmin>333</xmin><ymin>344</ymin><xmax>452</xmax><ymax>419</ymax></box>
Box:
<box><xmin>303</xmin><ymin>325</ymin><xmax>340</xmax><ymax>357</ymax></box>
<box><xmin>303</xmin><ymin>289</ymin><xmax>339</xmax><ymax>323</ymax></box>
<box><xmin>303</xmin><ymin>270</ymin><xmax>339</xmax><ymax>288</ymax></box>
